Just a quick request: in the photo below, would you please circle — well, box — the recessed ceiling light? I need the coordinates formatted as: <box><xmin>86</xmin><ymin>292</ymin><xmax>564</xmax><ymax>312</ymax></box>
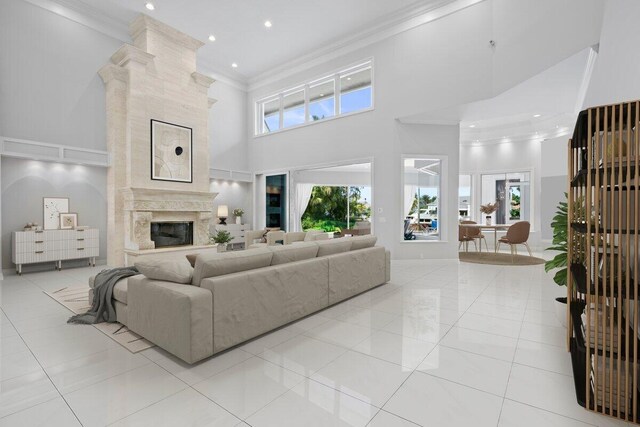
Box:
<box><xmin>231</xmin><ymin>63</ymin><xmax>238</xmax><ymax>68</ymax></box>
<box><xmin>145</xmin><ymin>2</ymin><xmax>155</xmax><ymax>10</ymax></box>
<box><xmin>319</xmin><ymin>93</ymin><xmax>324</xmax><ymax>97</ymax></box>
<box><xmin>208</xmin><ymin>35</ymin><xmax>216</xmax><ymax>42</ymax></box>
<box><xmin>264</xmin><ymin>20</ymin><xmax>272</xmax><ymax>28</ymax></box>
<box><xmin>533</xmin><ymin>114</ymin><xmax>541</xmax><ymax>118</ymax></box>
<box><xmin>469</xmin><ymin>124</ymin><xmax>476</xmax><ymax>128</ymax></box>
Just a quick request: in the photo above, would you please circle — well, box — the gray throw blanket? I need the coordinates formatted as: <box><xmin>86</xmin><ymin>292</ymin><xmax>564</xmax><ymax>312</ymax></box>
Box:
<box><xmin>68</xmin><ymin>266</ymin><xmax>138</xmax><ymax>324</ymax></box>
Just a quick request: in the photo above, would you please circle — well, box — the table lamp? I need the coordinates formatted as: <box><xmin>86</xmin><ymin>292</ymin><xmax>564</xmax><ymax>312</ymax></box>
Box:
<box><xmin>217</xmin><ymin>205</ymin><xmax>229</xmax><ymax>225</ymax></box>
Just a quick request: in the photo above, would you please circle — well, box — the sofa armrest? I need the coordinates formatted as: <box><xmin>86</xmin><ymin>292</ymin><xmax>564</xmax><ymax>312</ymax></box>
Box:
<box><xmin>127</xmin><ymin>276</ymin><xmax>213</xmax><ymax>364</ymax></box>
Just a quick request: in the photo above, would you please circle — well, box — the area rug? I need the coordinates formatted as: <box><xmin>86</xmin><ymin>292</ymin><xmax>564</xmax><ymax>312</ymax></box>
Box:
<box><xmin>459</xmin><ymin>252</ymin><xmax>546</xmax><ymax>266</ymax></box>
<box><xmin>44</xmin><ymin>286</ymin><xmax>154</xmax><ymax>353</ymax></box>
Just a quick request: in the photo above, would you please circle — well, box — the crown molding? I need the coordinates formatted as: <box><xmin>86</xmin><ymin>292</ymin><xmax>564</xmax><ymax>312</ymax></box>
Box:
<box><xmin>247</xmin><ymin>0</ymin><xmax>485</xmax><ymax>92</ymax></box>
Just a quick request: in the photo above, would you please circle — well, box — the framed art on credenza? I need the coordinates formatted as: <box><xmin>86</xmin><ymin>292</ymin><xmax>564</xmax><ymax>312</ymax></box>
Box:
<box><xmin>43</xmin><ymin>197</ymin><xmax>69</xmax><ymax>230</ymax></box>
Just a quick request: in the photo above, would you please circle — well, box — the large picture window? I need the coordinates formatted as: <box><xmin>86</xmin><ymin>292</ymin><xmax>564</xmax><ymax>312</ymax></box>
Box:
<box><xmin>480</xmin><ymin>171</ymin><xmax>531</xmax><ymax>226</ymax></box>
<box><xmin>403</xmin><ymin>157</ymin><xmax>442</xmax><ymax>241</ymax></box>
<box><xmin>255</xmin><ymin>60</ymin><xmax>373</xmax><ymax>135</ymax></box>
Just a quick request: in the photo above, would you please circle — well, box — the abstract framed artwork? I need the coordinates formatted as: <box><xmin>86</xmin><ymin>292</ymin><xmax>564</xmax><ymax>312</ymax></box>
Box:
<box><xmin>59</xmin><ymin>212</ymin><xmax>78</xmax><ymax>230</ymax></box>
<box><xmin>150</xmin><ymin>119</ymin><xmax>193</xmax><ymax>183</ymax></box>
<box><xmin>43</xmin><ymin>197</ymin><xmax>69</xmax><ymax>230</ymax></box>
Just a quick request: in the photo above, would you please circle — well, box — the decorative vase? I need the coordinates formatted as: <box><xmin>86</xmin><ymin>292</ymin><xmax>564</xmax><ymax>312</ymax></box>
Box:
<box><xmin>217</xmin><ymin>243</ymin><xmax>227</xmax><ymax>253</ymax></box>
<box><xmin>485</xmin><ymin>216</ymin><xmax>492</xmax><ymax>226</ymax></box>
<box><xmin>235</xmin><ymin>216</ymin><xmax>242</xmax><ymax>225</ymax></box>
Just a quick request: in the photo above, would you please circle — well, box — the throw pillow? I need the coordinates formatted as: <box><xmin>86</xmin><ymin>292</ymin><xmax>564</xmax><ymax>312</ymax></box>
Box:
<box><xmin>186</xmin><ymin>254</ymin><xmax>198</xmax><ymax>267</ymax></box>
<box><xmin>316</xmin><ymin>239</ymin><xmax>352</xmax><ymax>257</ymax></box>
<box><xmin>350</xmin><ymin>235</ymin><xmax>377</xmax><ymax>251</ymax></box>
<box><xmin>269</xmin><ymin>242</ymin><xmax>319</xmax><ymax>265</ymax></box>
<box><xmin>135</xmin><ymin>258</ymin><xmax>194</xmax><ymax>284</ymax></box>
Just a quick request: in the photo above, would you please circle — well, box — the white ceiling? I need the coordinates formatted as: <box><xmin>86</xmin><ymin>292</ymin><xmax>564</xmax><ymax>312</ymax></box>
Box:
<box><xmin>400</xmin><ymin>47</ymin><xmax>597</xmax><ymax>145</ymax></box>
<box><xmin>64</xmin><ymin>0</ymin><xmax>446</xmax><ymax>80</ymax></box>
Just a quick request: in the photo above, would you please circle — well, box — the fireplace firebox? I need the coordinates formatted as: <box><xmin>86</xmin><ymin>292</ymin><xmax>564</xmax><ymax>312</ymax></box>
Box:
<box><xmin>150</xmin><ymin>222</ymin><xmax>194</xmax><ymax>248</ymax></box>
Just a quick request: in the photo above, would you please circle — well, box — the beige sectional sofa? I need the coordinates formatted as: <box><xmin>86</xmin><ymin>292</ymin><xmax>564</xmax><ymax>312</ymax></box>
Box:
<box><xmin>90</xmin><ymin>235</ymin><xmax>390</xmax><ymax>364</ymax></box>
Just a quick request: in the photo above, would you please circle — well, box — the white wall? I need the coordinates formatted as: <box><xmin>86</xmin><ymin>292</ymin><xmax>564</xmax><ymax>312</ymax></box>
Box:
<box><xmin>210</xmin><ymin>179</ymin><xmax>253</xmax><ymax>228</ymax></box>
<box><xmin>247</xmin><ymin>0</ymin><xmax>601</xmax><ymax>259</ymax></box>
<box><xmin>208</xmin><ymin>83</ymin><xmax>249</xmax><ymax>171</ymax></box>
<box><xmin>584</xmin><ymin>0</ymin><xmax>640</xmax><ymax>108</ymax></box>
<box><xmin>0</xmin><ymin>0</ymin><xmax>121</xmax><ymax>150</ymax></box>
<box><xmin>1</xmin><ymin>158</ymin><xmax>108</xmax><ymax>270</ymax></box>
<box><xmin>539</xmin><ymin>136</ymin><xmax>569</xmax><ymax>242</ymax></box>
<box><xmin>293</xmin><ymin>170</ymin><xmax>371</xmax><ymax>187</ymax></box>
<box><xmin>460</xmin><ymin>140</ymin><xmax>542</xmax><ymax>245</ymax></box>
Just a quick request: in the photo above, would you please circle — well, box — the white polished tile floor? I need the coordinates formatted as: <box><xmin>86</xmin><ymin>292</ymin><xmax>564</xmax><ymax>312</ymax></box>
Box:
<box><xmin>0</xmin><ymin>257</ymin><xmax>631</xmax><ymax>426</ymax></box>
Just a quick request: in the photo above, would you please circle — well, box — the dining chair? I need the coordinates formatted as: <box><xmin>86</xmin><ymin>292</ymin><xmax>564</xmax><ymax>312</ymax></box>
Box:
<box><xmin>458</xmin><ymin>225</ymin><xmax>476</xmax><ymax>252</ymax></box>
<box><xmin>497</xmin><ymin>221</ymin><xmax>532</xmax><ymax>256</ymax></box>
<box><xmin>461</xmin><ymin>220</ymin><xmax>488</xmax><ymax>252</ymax></box>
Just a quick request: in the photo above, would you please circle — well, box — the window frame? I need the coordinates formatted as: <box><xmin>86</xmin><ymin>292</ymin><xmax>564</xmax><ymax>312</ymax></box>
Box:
<box><xmin>478</xmin><ymin>169</ymin><xmax>535</xmax><ymax>229</ymax></box>
<box><xmin>400</xmin><ymin>154</ymin><xmax>449</xmax><ymax>244</ymax></box>
<box><xmin>254</xmin><ymin>59</ymin><xmax>374</xmax><ymax>137</ymax></box>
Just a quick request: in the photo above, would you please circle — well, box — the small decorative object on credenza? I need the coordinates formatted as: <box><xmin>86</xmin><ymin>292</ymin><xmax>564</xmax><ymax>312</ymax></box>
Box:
<box><xmin>217</xmin><ymin>205</ymin><xmax>229</xmax><ymax>225</ymax></box>
<box><xmin>480</xmin><ymin>201</ymin><xmax>499</xmax><ymax>226</ymax></box>
<box><xmin>233</xmin><ymin>208</ymin><xmax>244</xmax><ymax>225</ymax></box>
<box><xmin>60</xmin><ymin>213</ymin><xmax>78</xmax><ymax>230</ymax></box>
<box><xmin>150</xmin><ymin>119</ymin><xmax>193</xmax><ymax>183</ymax></box>
<box><xmin>43</xmin><ymin>197</ymin><xmax>69</xmax><ymax>230</ymax></box>
<box><xmin>210</xmin><ymin>229</ymin><xmax>232</xmax><ymax>252</ymax></box>
<box><xmin>23</xmin><ymin>222</ymin><xmax>41</xmax><ymax>231</ymax></box>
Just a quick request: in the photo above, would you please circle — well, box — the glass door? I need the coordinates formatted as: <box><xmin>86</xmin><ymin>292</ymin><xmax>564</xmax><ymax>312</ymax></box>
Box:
<box><xmin>265</xmin><ymin>174</ymin><xmax>287</xmax><ymax>231</ymax></box>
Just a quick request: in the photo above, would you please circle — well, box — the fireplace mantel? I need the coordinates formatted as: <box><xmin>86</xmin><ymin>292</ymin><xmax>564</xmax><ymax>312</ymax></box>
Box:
<box><xmin>121</xmin><ymin>188</ymin><xmax>217</xmax><ymax>252</ymax></box>
<box><xmin>121</xmin><ymin>188</ymin><xmax>216</xmax><ymax>212</ymax></box>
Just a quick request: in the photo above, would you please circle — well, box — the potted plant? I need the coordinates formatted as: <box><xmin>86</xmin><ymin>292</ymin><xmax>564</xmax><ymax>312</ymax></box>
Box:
<box><xmin>480</xmin><ymin>201</ymin><xmax>499</xmax><ymax>225</ymax></box>
<box><xmin>545</xmin><ymin>194</ymin><xmax>569</xmax><ymax>327</ymax></box>
<box><xmin>210</xmin><ymin>229</ymin><xmax>233</xmax><ymax>252</ymax></box>
<box><xmin>233</xmin><ymin>208</ymin><xmax>244</xmax><ymax>225</ymax></box>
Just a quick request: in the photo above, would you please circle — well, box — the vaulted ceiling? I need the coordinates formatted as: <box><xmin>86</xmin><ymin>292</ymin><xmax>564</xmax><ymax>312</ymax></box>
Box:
<box><xmin>58</xmin><ymin>0</ymin><xmax>447</xmax><ymax>80</ymax></box>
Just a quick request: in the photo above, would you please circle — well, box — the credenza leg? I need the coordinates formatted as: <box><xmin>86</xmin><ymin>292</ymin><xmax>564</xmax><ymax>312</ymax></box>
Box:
<box><xmin>17</xmin><ymin>264</ymin><xmax>22</xmax><ymax>275</ymax></box>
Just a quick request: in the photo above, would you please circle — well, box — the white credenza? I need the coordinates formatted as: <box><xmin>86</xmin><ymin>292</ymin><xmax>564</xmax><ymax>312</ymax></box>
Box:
<box><xmin>215</xmin><ymin>224</ymin><xmax>249</xmax><ymax>249</ymax></box>
<box><xmin>12</xmin><ymin>228</ymin><xmax>99</xmax><ymax>274</ymax></box>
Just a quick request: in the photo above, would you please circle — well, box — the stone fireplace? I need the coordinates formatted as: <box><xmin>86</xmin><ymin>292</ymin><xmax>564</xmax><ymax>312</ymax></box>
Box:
<box><xmin>100</xmin><ymin>15</ymin><xmax>217</xmax><ymax>266</ymax></box>
<box><xmin>150</xmin><ymin>222</ymin><xmax>193</xmax><ymax>248</ymax></box>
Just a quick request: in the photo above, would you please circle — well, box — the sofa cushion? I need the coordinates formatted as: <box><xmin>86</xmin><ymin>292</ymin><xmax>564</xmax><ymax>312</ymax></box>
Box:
<box><xmin>113</xmin><ymin>279</ymin><xmax>129</xmax><ymax>304</ymax></box>
<box><xmin>350</xmin><ymin>235</ymin><xmax>378</xmax><ymax>251</ymax></box>
<box><xmin>315</xmin><ymin>239</ymin><xmax>352</xmax><ymax>257</ymax></box>
<box><xmin>192</xmin><ymin>248</ymin><xmax>273</xmax><ymax>286</ymax></box>
<box><xmin>135</xmin><ymin>259</ymin><xmax>194</xmax><ymax>284</ymax></box>
<box><xmin>269</xmin><ymin>242</ymin><xmax>319</xmax><ymax>265</ymax></box>
<box><xmin>89</xmin><ymin>274</ymin><xmax>139</xmax><ymax>305</ymax></box>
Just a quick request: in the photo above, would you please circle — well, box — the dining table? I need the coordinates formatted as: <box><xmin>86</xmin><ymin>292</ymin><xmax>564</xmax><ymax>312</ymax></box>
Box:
<box><xmin>461</xmin><ymin>223</ymin><xmax>512</xmax><ymax>253</ymax></box>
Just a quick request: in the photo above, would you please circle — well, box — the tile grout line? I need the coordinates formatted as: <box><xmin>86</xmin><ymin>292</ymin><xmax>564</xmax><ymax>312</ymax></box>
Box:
<box><xmin>365</xmin><ymin>270</ymin><xmax>495</xmax><ymax>424</ymax></box>
<box><xmin>494</xmin><ymin>285</ymin><xmax>527</xmax><ymax>427</ymax></box>
<box><xmin>0</xmin><ymin>306</ymin><xmax>84</xmax><ymax>426</ymax></box>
